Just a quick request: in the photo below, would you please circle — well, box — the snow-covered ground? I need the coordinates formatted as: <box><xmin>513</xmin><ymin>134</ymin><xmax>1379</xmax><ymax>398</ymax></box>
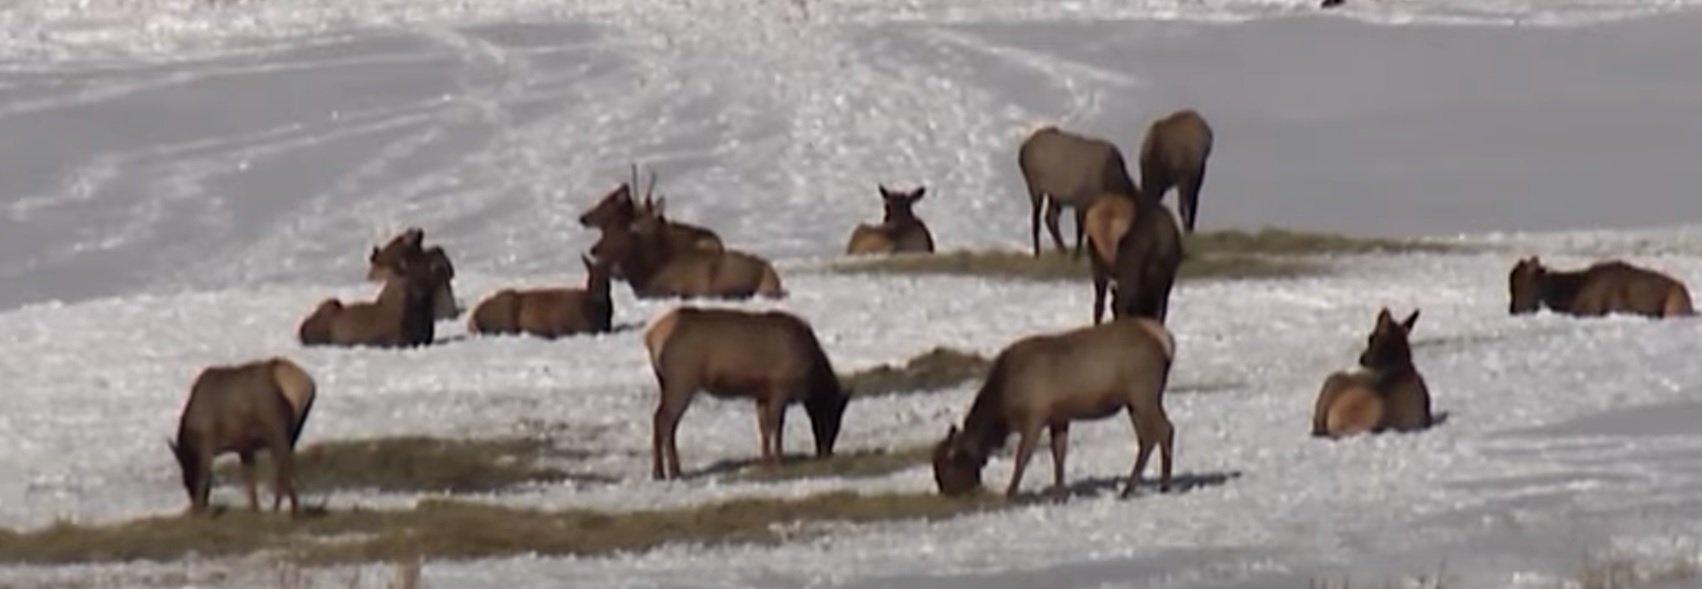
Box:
<box><xmin>4</xmin><ymin>0</ymin><xmax>1702</xmax><ymax>586</ymax></box>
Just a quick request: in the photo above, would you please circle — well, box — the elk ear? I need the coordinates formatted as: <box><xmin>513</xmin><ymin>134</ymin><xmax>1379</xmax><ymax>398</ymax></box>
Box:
<box><xmin>1375</xmin><ymin>307</ymin><xmax>1393</xmax><ymax>326</ymax></box>
<box><xmin>405</xmin><ymin>228</ymin><xmax>424</xmax><ymax>247</ymax></box>
<box><xmin>1400</xmin><ymin>309</ymin><xmax>1420</xmax><ymax>332</ymax></box>
<box><xmin>369</xmin><ymin>246</ymin><xmax>379</xmax><ymax>261</ymax></box>
<box><xmin>910</xmin><ymin>186</ymin><xmax>925</xmax><ymax>201</ymax></box>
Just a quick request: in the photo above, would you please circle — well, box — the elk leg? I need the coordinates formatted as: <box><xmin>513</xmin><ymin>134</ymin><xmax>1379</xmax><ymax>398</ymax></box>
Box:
<box><xmin>267</xmin><ymin>434</ymin><xmax>299</xmax><ymax>514</ymax></box>
<box><xmin>1072</xmin><ymin>207</ymin><xmax>1087</xmax><ymax>258</ymax></box>
<box><xmin>1043</xmin><ymin>200</ymin><xmax>1067</xmax><ymax>254</ymax></box>
<box><xmin>1092</xmin><ymin>267</ymin><xmax>1109</xmax><ymax>325</ymax></box>
<box><xmin>1029</xmin><ymin>192</ymin><xmax>1044</xmax><ymax>257</ymax></box>
<box><xmin>193</xmin><ymin>450</ymin><xmax>214</xmax><ymax>514</ymax></box>
<box><xmin>1048</xmin><ymin>423</ymin><xmax>1070</xmax><ymax>502</ymax></box>
<box><xmin>1180</xmin><ymin>166</ymin><xmax>1205</xmax><ymax>233</ymax></box>
<box><xmin>1123</xmin><ymin>407</ymin><xmax>1156</xmax><ymax>499</ymax></box>
<box><xmin>1005</xmin><ymin>424</ymin><xmax>1043</xmax><ymax>499</ymax></box>
<box><xmin>1156</xmin><ymin>407</ymin><xmax>1175</xmax><ymax>493</ymax></box>
<box><xmin>238</xmin><ymin>451</ymin><xmax>260</xmax><ymax>511</ymax></box>
<box><xmin>756</xmin><ymin>398</ymin><xmax>784</xmax><ymax>469</ymax></box>
<box><xmin>652</xmin><ymin>383</ymin><xmax>693</xmax><ymax>480</ymax></box>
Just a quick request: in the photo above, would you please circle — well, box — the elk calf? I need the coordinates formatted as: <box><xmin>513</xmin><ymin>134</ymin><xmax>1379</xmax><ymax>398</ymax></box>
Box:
<box><xmin>932</xmin><ymin>316</ymin><xmax>1175</xmax><ymax>500</ymax></box>
<box><xmin>1509</xmin><ymin>257</ymin><xmax>1693</xmax><ymax>318</ymax></box>
<box><xmin>1018</xmin><ymin>126</ymin><xmax>1140</xmax><ymax>257</ymax></box>
<box><xmin>846</xmin><ymin>185</ymin><xmax>934</xmax><ymax>255</ymax></box>
<box><xmin>645</xmin><ymin>307</ymin><xmax>849</xmax><ymax>479</ymax></box>
<box><xmin>468</xmin><ymin>256</ymin><xmax>614</xmax><ymax>338</ymax></box>
<box><xmin>169</xmin><ymin>357</ymin><xmax>316</xmax><ymax>514</ymax></box>
<box><xmin>1312</xmin><ymin>309</ymin><xmax>1433</xmax><ymax>438</ymax></box>
<box><xmin>1138</xmin><ymin>110</ymin><xmax>1213</xmax><ymax>233</ymax></box>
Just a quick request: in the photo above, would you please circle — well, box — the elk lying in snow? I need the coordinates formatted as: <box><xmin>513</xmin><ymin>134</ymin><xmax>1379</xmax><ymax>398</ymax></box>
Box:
<box><xmin>1508</xmin><ymin>257</ymin><xmax>1693</xmax><ymax>318</ymax></box>
<box><xmin>366</xmin><ymin>227</ymin><xmax>460</xmax><ymax>320</ymax></box>
<box><xmin>591</xmin><ymin>207</ymin><xmax>782</xmax><ymax>299</ymax></box>
<box><xmin>1139</xmin><ymin>110</ymin><xmax>1214</xmax><ymax>233</ymax></box>
<box><xmin>169</xmin><ymin>357</ymin><xmax>316</xmax><ymax>514</ymax></box>
<box><xmin>932</xmin><ymin>316</ymin><xmax>1176</xmax><ymax>500</ymax></box>
<box><xmin>579</xmin><ymin>167</ymin><xmax>723</xmax><ymax>255</ymax></box>
<box><xmin>468</xmin><ymin>255</ymin><xmax>614</xmax><ymax>338</ymax></box>
<box><xmin>1312</xmin><ymin>309</ymin><xmax>1433</xmax><ymax>438</ymax></box>
<box><xmin>846</xmin><ymin>185</ymin><xmax>934</xmax><ymax>255</ymax></box>
<box><xmin>1084</xmin><ymin>192</ymin><xmax>1184</xmax><ymax>324</ymax></box>
<box><xmin>299</xmin><ymin>251</ymin><xmax>448</xmax><ymax>347</ymax></box>
<box><xmin>1018</xmin><ymin>126</ymin><xmax>1140</xmax><ymax>257</ymax></box>
<box><xmin>644</xmin><ymin>307</ymin><xmax>850</xmax><ymax>479</ymax></box>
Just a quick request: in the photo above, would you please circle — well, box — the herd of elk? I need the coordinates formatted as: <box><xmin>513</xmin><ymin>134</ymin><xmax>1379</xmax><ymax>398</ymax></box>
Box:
<box><xmin>169</xmin><ymin>105</ymin><xmax>1700</xmax><ymax>515</ymax></box>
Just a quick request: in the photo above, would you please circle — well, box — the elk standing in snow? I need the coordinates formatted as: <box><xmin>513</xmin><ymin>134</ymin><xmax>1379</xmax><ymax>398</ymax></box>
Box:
<box><xmin>1018</xmin><ymin>126</ymin><xmax>1140</xmax><ymax>257</ymax></box>
<box><xmin>169</xmin><ymin>357</ymin><xmax>316</xmax><ymax>514</ymax></box>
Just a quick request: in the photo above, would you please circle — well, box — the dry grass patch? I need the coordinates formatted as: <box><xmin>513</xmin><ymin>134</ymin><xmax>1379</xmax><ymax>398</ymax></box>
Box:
<box><xmin>0</xmin><ymin>491</ymin><xmax>999</xmax><ymax>565</ymax></box>
<box><xmin>697</xmin><ymin>445</ymin><xmax>936</xmax><ymax>483</ymax></box>
<box><xmin>841</xmin><ymin>347</ymin><xmax>990</xmax><ymax>397</ymax></box>
<box><xmin>216</xmin><ymin>436</ymin><xmax>610</xmax><ymax>495</ymax></box>
<box><xmin>1191</xmin><ymin>227</ymin><xmax>1459</xmax><ymax>256</ymax></box>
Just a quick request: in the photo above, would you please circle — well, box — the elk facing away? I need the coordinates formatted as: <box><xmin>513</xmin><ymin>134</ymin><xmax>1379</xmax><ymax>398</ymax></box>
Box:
<box><xmin>1509</xmin><ymin>257</ymin><xmax>1693</xmax><ymax>318</ymax></box>
<box><xmin>932</xmin><ymin>316</ymin><xmax>1176</xmax><ymax>500</ymax></box>
<box><xmin>645</xmin><ymin>307</ymin><xmax>849</xmax><ymax>479</ymax></box>
<box><xmin>169</xmin><ymin>357</ymin><xmax>316</xmax><ymax>514</ymax></box>
<box><xmin>1083</xmin><ymin>192</ymin><xmax>1184</xmax><ymax>324</ymax></box>
<box><xmin>1312</xmin><ymin>309</ymin><xmax>1434</xmax><ymax>438</ymax></box>
<box><xmin>468</xmin><ymin>255</ymin><xmax>614</xmax><ymax>338</ymax></box>
<box><xmin>1138</xmin><ymin>110</ymin><xmax>1214</xmax><ymax>233</ymax></box>
<box><xmin>846</xmin><ymin>185</ymin><xmax>934</xmax><ymax>255</ymax></box>
<box><xmin>1018</xmin><ymin>126</ymin><xmax>1140</xmax><ymax>257</ymax></box>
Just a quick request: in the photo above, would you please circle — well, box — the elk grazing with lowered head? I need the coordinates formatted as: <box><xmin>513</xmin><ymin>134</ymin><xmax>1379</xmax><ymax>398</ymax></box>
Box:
<box><xmin>644</xmin><ymin>307</ymin><xmax>850</xmax><ymax>479</ymax></box>
<box><xmin>1083</xmin><ymin>191</ymin><xmax>1184</xmax><ymax>324</ymax></box>
<box><xmin>846</xmin><ymin>185</ymin><xmax>934</xmax><ymax>255</ymax></box>
<box><xmin>169</xmin><ymin>357</ymin><xmax>316</xmax><ymax>514</ymax></box>
<box><xmin>1138</xmin><ymin>110</ymin><xmax>1214</xmax><ymax>233</ymax></box>
<box><xmin>1509</xmin><ymin>257</ymin><xmax>1693</xmax><ymax>318</ymax></box>
<box><xmin>591</xmin><ymin>206</ymin><xmax>782</xmax><ymax>299</ymax></box>
<box><xmin>932</xmin><ymin>316</ymin><xmax>1176</xmax><ymax>500</ymax></box>
<box><xmin>366</xmin><ymin>227</ymin><xmax>459</xmax><ymax>320</ymax></box>
<box><xmin>1018</xmin><ymin>126</ymin><xmax>1140</xmax><ymax>257</ymax></box>
<box><xmin>1312</xmin><ymin>309</ymin><xmax>1433</xmax><ymax>438</ymax></box>
<box><xmin>468</xmin><ymin>255</ymin><xmax>614</xmax><ymax>338</ymax></box>
<box><xmin>299</xmin><ymin>251</ymin><xmax>448</xmax><ymax>347</ymax></box>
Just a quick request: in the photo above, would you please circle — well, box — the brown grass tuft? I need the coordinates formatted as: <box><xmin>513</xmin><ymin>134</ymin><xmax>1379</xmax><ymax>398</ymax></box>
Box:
<box><xmin>841</xmin><ymin>347</ymin><xmax>990</xmax><ymax>397</ymax></box>
<box><xmin>215</xmin><ymin>436</ymin><xmax>610</xmax><ymax>495</ymax></box>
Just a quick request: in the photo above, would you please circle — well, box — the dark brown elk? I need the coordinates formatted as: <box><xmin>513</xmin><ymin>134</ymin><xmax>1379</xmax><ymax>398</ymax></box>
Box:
<box><xmin>932</xmin><ymin>316</ymin><xmax>1176</xmax><ymax>500</ymax></box>
<box><xmin>644</xmin><ymin>307</ymin><xmax>850</xmax><ymax>479</ymax></box>
<box><xmin>591</xmin><ymin>208</ymin><xmax>782</xmax><ymax>299</ymax></box>
<box><xmin>169</xmin><ymin>357</ymin><xmax>316</xmax><ymax>514</ymax></box>
<box><xmin>298</xmin><ymin>252</ymin><xmax>446</xmax><ymax>347</ymax></box>
<box><xmin>1312</xmin><ymin>309</ymin><xmax>1433</xmax><ymax>438</ymax></box>
<box><xmin>1139</xmin><ymin>110</ymin><xmax>1214</xmax><ymax>233</ymax></box>
<box><xmin>845</xmin><ymin>185</ymin><xmax>935</xmax><ymax>255</ymax></box>
<box><xmin>366</xmin><ymin>227</ymin><xmax>459</xmax><ymax>320</ymax></box>
<box><xmin>1018</xmin><ymin>126</ymin><xmax>1140</xmax><ymax>257</ymax></box>
<box><xmin>1083</xmin><ymin>192</ymin><xmax>1184</xmax><ymax>324</ymax></box>
<box><xmin>1509</xmin><ymin>257</ymin><xmax>1693</xmax><ymax>318</ymax></box>
<box><xmin>468</xmin><ymin>255</ymin><xmax>614</xmax><ymax>338</ymax></box>
<box><xmin>579</xmin><ymin>168</ymin><xmax>723</xmax><ymax>254</ymax></box>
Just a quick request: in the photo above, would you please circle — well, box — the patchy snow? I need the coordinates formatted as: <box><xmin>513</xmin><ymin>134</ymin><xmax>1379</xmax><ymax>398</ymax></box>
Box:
<box><xmin>4</xmin><ymin>0</ymin><xmax>1702</xmax><ymax>586</ymax></box>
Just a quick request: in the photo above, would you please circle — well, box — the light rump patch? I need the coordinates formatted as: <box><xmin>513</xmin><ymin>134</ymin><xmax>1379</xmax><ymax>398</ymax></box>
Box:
<box><xmin>1133</xmin><ymin>318</ymin><xmax>1175</xmax><ymax>361</ymax></box>
<box><xmin>643</xmin><ymin>308</ymin><xmax>682</xmax><ymax>367</ymax></box>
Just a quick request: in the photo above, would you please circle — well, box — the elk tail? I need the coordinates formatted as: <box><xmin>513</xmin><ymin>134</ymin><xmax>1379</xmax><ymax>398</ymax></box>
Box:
<box><xmin>1665</xmin><ymin>286</ymin><xmax>1694</xmax><ymax>317</ymax></box>
<box><xmin>270</xmin><ymin>358</ymin><xmax>318</xmax><ymax>446</ymax></box>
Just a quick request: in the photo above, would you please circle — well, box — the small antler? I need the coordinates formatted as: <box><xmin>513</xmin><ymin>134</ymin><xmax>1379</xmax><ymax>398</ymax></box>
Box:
<box><xmin>645</xmin><ymin>170</ymin><xmax>659</xmax><ymax>202</ymax></box>
<box><xmin>629</xmin><ymin>163</ymin><xmax>639</xmax><ymax>192</ymax></box>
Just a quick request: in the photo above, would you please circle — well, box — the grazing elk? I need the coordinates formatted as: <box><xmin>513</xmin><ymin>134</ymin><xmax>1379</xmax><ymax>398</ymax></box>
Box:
<box><xmin>644</xmin><ymin>307</ymin><xmax>850</xmax><ymax>479</ymax></box>
<box><xmin>468</xmin><ymin>255</ymin><xmax>614</xmax><ymax>338</ymax></box>
<box><xmin>846</xmin><ymin>185</ymin><xmax>934</xmax><ymax>255</ymax></box>
<box><xmin>169</xmin><ymin>357</ymin><xmax>316</xmax><ymax>514</ymax></box>
<box><xmin>1508</xmin><ymin>257</ymin><xmax>1693</xmax><ymax>318</ymax></box>
<box><xmin>579</xmin><ymin>167</ymin><xmax>723</xmax><ymax>254</ymax></box>
<box><xmin>1311</xmin><ymin>309</ymin><xmax>1433</xmax><ymax>438</ymax></box>
<box><xmin>1139</xmin><ymin>110</ymin><xmax>1214</xmax><ymax>233</ymax></box>
<box><xmin>1084</xmin><ymin>192</ymin><xmax>1185</xmax><ymax>324</ymax></box>
<box><xmin>591</xmin><ymin>208</ymin><xmax>783</xmax><ymax>299</ymax></box>
<box><xmin>298</xmin><ymin>252</ymin><xmax>448</xmax><ymax>347</ymax></box>
<box><xmin>366</xmin><ymin>227</ymin><xmax>459</xmax><ymax>320</ymax></box>
<box><xmin>932</xmin><ymin>316</ymin><xmax>1176</xmax><ymax>500</ymax></box>
<box><xmin>1018</xmin><ymin>126</ymin><xmax>1140</xmax><ymax>257</ymax></box>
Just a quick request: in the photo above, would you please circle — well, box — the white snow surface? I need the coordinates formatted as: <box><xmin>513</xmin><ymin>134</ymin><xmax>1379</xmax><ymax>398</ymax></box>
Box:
<box><xmin>5</xmin><ymin>0</ymin><xmax>1702</xmax><ymax>586</ymax></box>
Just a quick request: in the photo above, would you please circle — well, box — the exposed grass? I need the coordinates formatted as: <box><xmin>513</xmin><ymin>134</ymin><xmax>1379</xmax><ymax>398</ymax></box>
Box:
<box><xmin>0</xmin><ymin>491</ymin><xmax>1000</xmax><ymax>565</ymax></box>
<box><xmin>1190</xmin><ymin>227</ymin><xmax>1460</xmax><ymax>256</ymax></box>
<box><xmin>215</xmin><ymin>436</ymin><xmax>610</xmax><ymax>495</ymax></box>
<box><xmin>1578</xmin><ymin>555</ymin><xmax>1699</xmax><ymax>589</ymax></box>
<box><xmin>841</xmin><ymin>347</ymin><xmax>990</xmax><ymax>397</ymax></box>
<box><xmin>697</xmin><ymin>445</ymin><xmax>936</xmax><ymax>483</ymax></box>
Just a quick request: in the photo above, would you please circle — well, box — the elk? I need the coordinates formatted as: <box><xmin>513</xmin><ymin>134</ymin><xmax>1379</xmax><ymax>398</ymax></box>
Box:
<box><xmin>1508</xmin><ymin>257</ymin><xmax>1693</xmax><ymax>318</ymax></box>
<box><xmin>366</xmin><ymin>227</ymin><xmax>459</xmax><ymax>320</ymax></box>
<box><xmin>169</xmin><ymin>357</ymin><xmax>316</xmax><ymax>514</ymax></box>
<box><xmin>1084</xmin><ymin>192</ymin><xmax>1185</xmax><ymax>324</ymax></box>
<box><xmin>1312</xmin><ymin>309</ymin><xmax>1433</xmax><ymax>438</ymax></box>
<box><xmin>579</xmin><ymin>166</ymin><xmax>723</xmax><ymax>254</ymax></box>
<box><xmin>1018</xmin><ymin>126</ymin><xmax>1140</xmax><ymax>257</ymax></box>
<box><xmin>846</xmin><ymin>185</ymin><xmax>935</xmax><ymax>255</ymax></box>
<box><xmin>298</xmin><ymin>251</ymin><xmax>447</xmax><ymax>347</ymax></box>
<box><xmin>644</xmin><ymin>307</ymin><xmax>850</xmax><ymax>479</ymax></box>
<box><xmin>467</xmin><ymin>255</ymin><xmax>614</xmax><ymax>338</ymax></box>
<box><xmin>932</xmin><ymin>316</ymin><xmax>1176</xmax><ymax>500</ymax></box>
<box><xmin>1139</xmin><ymin>110</ymin><xmax>1214</xmax><ymax>233</ymax></box>
<box><xmin>590</xmin><ymin>207</ymin><xmax>782</xmax><ymax>299</ymax></box>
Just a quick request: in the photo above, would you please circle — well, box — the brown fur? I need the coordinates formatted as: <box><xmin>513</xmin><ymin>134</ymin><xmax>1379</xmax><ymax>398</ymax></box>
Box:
<box><xmin>468</xmin><ymin>256</ymin><xmax>614</xmax><ymax>338</ymax></box>
<box><xmin>1018</xmin><ymin>126</ymin><xmax>1140</xmax><ymax>257</ymax></box>
<box><xmin>1083</xmin><ymin>192</ymin><xmax>1183</xmax><ymax>324</ymax></box>
<box><xmin>299</xmin><ymin>254</ymin><xmax>444</xmax><ymax>347</ymax></box>
<box><xmin>846</xmin><ymin>185</ymin><xmax>935</xmax><ymax>255</ymax></box>
<box><xmin>591</xmin><ymin>210</ymin><xmax>782</xmax><ymax>299</ymax></box>
<box><xmin>1312</xmin><ymin>309</ymin><xmax>1433</xmax><ymax>438</ymax></box>
<box><xmin>169</xmin><ymin>358</ymin><xmax>317</xmax><ymax>514</ymax></box>
<box><xmin>1509</xmin><ymin>257</ymin><xmax>1693</xmax><ymax>318</ymax></box>
<box><xmin>1138</xmin><ymin>110</ymin><xmax>1213</xmax><ymax>233</ymax></box>
<box><xmin>932</xmin><ymin>316</ymin><xmax>1176</xmax><ymax>500</ymax></box>
<box><xmin>366</xmin><ymin>228</ymin><xmax>459</xmax><ymax>320</ymax></box>
<box><xmin>645</xmin><ymin>308</ymin><xmax>850</xmax><ymax>479</ymax></box>
<box><xmin>580</xmin><ymin>171</ymin><xmax>724</xmax><ymax>255</ymax></box>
